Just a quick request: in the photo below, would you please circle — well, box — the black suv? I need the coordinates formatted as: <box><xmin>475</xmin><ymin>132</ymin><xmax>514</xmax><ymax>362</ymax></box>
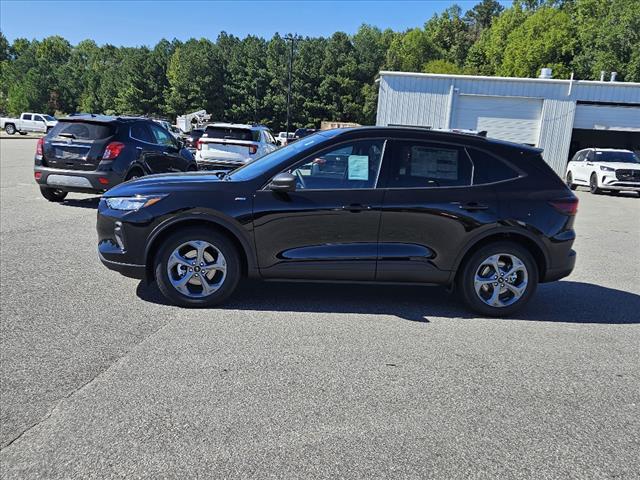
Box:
<box><xmin>97</xmin><ymin>127</ymin><xmax>577</xmax><ymax>316</ymax></box>
<box><xmin>34</xmin><ymin>115</ymin><xmax>197</xmax><ymax>202</ymax></box>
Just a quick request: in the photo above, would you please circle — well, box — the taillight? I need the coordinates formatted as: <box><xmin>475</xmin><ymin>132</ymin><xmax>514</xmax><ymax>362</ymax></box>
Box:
<box><xmin>248</xmin><ymin>144</ymin><xmax>258</xmax><ymax>154</ymax></box>
<box><xmin>196</xmin><ymin>139</ymin><xmax>203</xmax><ymax>151</ymax></box>
<box><xmin>103</xmin><ymin>142</ymin><xmax>125</xmax><ymax>160</ymax></box>
<box><xmin>549</xmin><ymin>197</ymin><xmax>578</xmax><ymax>216</ymax></box>
<box><xmin>36</xmin><ymin>137</ymin><xmax>44</xmax><ymax>156</ymax></box>
<box><xmin>34</xmin><ymin>172</ymin><xmax>42</xmax><ymax>181</ymax></box>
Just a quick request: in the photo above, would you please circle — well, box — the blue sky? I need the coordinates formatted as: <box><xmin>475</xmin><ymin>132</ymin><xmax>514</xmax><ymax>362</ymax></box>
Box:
<box><xmin>1</xmin><ymin>0</ymin><xmax>510</xmax><ymax>46</ymax></box>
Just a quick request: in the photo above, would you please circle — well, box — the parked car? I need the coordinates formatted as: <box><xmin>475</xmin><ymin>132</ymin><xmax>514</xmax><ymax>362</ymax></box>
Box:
<box><xmin>195</xmin><ymin>123</ymin><xmax>278</xmax><ymax>173</ymax></box>
<box><xmin>1</xmin><ymin>112</ymin><xmax>57</xmax><ymax>135</ymax></box>
<box><xmin>34</xmin><ymin>115</ymin><xmax>197</xmax><ymax>202</ymax></box>
<box><xmin>566</xmin><ymin>148</ymin><xmax>640</xmax><ymax>195</ymax></box>
<box><xmin>97</xmin><ymin>126</ymin><xmax>578</xmax><ymax>316</ymax></box>
<box><xmin>184</xmin><ymin>128</ymin><xmax>205</xmax><ymax>149</ymax></box>
<box><xmin>289</xmin><ymin>128</ymin><xmax>317</xmax><ymax>143</ymax></box>
<box><xmin>276</xmin><ymin>131</ymin><xmax>295</xmax><ymax>146</ymax></box>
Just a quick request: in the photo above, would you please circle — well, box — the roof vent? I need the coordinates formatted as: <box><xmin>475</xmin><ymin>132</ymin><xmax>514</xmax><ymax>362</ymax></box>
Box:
<box><xmin>610</xmin><ymin>72</ymin><xmax>617</xmax><ymax>82</ymax></box>
<box><xmin>539</xmin><ymin>68</ymin><xmax>552</xmax><ymax>79</ymax></box>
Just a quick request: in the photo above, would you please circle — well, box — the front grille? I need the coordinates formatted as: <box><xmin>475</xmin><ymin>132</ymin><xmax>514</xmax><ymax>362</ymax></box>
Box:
<box><xmin>616</xmin><ymin>169</ymin><xmax>640</xmax><ymax>182</ymax></box>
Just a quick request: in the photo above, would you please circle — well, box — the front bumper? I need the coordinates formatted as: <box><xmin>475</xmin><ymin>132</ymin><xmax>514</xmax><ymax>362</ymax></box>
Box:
<box><xmin>98</xmin><ymin>243</ymin><xmax>146</xmax><ymax>279</ymax></box>
<box><xmin>35</xmin><ymin>166</ymin><xmax>122</xmax><ymax>193</ymax></box>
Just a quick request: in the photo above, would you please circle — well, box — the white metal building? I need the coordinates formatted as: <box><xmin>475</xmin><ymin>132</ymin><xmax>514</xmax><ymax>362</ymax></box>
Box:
<box><xmin>376</xmin><ymin>71</ymin><xmax>640</xmax><ymax>175</ymax></box>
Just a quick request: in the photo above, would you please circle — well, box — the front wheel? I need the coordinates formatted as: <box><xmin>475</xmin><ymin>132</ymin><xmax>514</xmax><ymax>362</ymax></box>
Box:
<box><xmin>590</xmin><ymin>173</ymin><xmax>602</xmax><ymax>194</ymax></box>
<box><xmin>40</xmin><ymin>187</ymin><xmax>68</xmax><ymax>202</ymax></box>
<box><xmin>457</xmin><ymin>242</ymin><xmax>538</xmax><ymax>317</ymax></box>
<box><xmin>566</xmin><ymin>171</ymin><xmax>577</xmax><ymax>190</ymax></box>
<box><xmin>154</xmin><ymin>227</ymin><xmax>241</xmax><ymax>307</ymax></box>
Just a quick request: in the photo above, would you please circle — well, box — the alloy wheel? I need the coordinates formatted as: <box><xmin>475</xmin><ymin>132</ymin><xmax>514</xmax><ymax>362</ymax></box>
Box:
<box><xmin>474</xmin><ymin>253</ymin><xmax>528</xmax><ymax>308</ymax></box>
<box><xmin>166</xmin><ymin>240</ymin><xmax>227</xmax><ymax>298</ymax></box>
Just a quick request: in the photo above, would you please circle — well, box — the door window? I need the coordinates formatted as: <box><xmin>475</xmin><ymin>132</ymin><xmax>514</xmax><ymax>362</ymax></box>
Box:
<box><xmin>23</xmin><ymin>114</ymin><xmax>32</xmax><ymax>120</ymax></box>
<box><xmin>386</xmin><ymin>141</ymin><xmax>472</xmax><ymax>188</ymax></box>
<box><xmin>148</xmin><ymin>123</ymin><xmax>175</xmax><ymax>147</ymax></box>
<box><xmin>34</xmin><ymin>115</ymin><xmax>44</xmax><ymax>122</ymax></box>
<box><xmin>289</xmin><ymin>139</ymin><xmax>384</xmax><ymax>190</ymax></box>
<box><xmin>131</xmin><ymin>123</ymin><xmax>155</xmax><ymax>143</ymax></box>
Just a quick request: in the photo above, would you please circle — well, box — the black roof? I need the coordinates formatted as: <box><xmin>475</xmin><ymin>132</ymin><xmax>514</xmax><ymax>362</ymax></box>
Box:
<box><xmin>61</xmin><ymin>114</ymin><xmax>146</xmax><ymax>124</ymax></box>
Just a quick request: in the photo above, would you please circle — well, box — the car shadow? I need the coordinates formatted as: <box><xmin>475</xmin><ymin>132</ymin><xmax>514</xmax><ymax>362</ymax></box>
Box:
<box><xmin>59</xmin><ymin>196</ymin><xmax>101</xmax><ymax>209</ymax></box>
<box><xmin>136</xmin><ymin>280</ymin><xmax>640</xmax><ymax>324</ymax></box>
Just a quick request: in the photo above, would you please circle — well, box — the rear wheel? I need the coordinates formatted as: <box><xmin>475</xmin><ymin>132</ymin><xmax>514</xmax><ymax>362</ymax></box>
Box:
<box><xmin>590</xmin><ymin>173</ymin><xmax>602</xmax><ymax>194</ymax></box>
<box><xmin>125</xmin><ymin>168</ymin><xmax>144</xmax><ymax>181</ymax></box>
<box><xmin>154</xmin><ymin>227</ymin><xmax>241</xmax><ymax>307</ymax></box>
<box><xmin>4</xmin><ymin>124</ymin><xmax>16</xmax><ymax>135</ymax></box>
<box><xmin>566</xmin><ymin>171</ymin><xmax>577</xmax><ymax>190</ymax></box>
<box><xmin>40</xmin><ymin>187</ymin><xmax>68</xmax><ymax>202</ymax></box>
<box><xmin>457</xmin><ymin>242</ymin><xmax>538</xmax><ymax>317</ymax></box>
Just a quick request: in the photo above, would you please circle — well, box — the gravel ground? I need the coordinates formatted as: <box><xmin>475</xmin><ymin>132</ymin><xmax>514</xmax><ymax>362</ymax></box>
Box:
<box><xmin>1</xmin><ymin>138</ymin><xmax>639</xmax><ymax>479</ymax></box>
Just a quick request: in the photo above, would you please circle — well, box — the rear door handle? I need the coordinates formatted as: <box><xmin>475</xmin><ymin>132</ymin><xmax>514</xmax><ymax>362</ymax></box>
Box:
<box><xmin>458</xmin><ymin>202</ymin><xmax>489</xmax><ymax>211</ymax></box>
<box><xmin>340</xmin><ymin>204</ymin><xmax>371</xmax><ymax>212</ymax></box>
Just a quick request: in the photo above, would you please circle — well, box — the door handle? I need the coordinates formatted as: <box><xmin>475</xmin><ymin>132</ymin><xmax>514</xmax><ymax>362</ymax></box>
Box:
<box><xmin>458</xmin><ymin>202</ymin><xmax>489</xmax><ymax>211</ymax></box>
<box><xmin>340</xmin><ymin>204</ymin><xmax>371</xmax><ymax>212</ymax></box>
<box><xmin>586</xmin><ymin>162</ymin><xmax>593</xmax><ymax>166</ymax></box>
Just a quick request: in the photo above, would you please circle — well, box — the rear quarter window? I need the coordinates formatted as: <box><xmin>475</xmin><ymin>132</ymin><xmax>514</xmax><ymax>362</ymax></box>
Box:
<box><xmin>467</xmin><ymin>148</ymin><xmax>520</xmax><ymax>185</ymax></box>
<box><xmin>49</xmin><ymin>121</ymin><xmax>115</xmax><ymax>140</ymax></box>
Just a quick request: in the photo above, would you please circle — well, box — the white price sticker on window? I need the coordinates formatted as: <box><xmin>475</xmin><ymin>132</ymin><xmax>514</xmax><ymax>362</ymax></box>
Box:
<box><xmin>348</xmin><ymin>155</ymin><xmax>369</xmax><ymax>180</ymax></box>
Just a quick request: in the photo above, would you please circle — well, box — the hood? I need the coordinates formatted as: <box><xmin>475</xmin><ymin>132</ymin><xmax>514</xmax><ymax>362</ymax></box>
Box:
<box><xmin>104</xmin><ymin>172</ymin><xmax>223</xmax><ymax>197</ymax></box>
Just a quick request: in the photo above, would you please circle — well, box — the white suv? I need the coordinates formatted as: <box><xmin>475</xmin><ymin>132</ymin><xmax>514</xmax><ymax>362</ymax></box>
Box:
<box><xmin>195</xmin><ymin>123</ymin><xmax>278</xmax><ymax>173</ymax></box>
<box><xmin>566</xmin><ymin>148</ymin><xmax>640</xmax><ymax>195</ymax></box>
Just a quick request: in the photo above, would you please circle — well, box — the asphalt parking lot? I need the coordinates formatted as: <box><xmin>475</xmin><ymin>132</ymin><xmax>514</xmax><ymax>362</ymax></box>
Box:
<box><xmin>1</xmin><ymin>137</ymin><xmax>639</xmax><ymax>479</ymax></box>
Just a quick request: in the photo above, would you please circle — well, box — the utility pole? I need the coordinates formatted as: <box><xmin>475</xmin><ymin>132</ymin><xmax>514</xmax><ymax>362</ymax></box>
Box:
<box><xmin>284</xmin><ymin>34</ymin><xmax>298</xmax><ymax>139</ymax></box>
<box><xmin>254</xmin><ymin>78</ymin><xmax>259</xmax><ymax>124</ymax></box>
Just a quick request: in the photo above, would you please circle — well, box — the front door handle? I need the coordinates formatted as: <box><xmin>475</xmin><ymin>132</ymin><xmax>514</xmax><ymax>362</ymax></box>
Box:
<box><xmin>340</xmin><ymin>204</ymin><xmax>371</xmax><ymax>212</ymax></box>
<box><xmin>458</xmin><ymin>202</ymin><xmax>489</xmax><ymax>211</ymax></box>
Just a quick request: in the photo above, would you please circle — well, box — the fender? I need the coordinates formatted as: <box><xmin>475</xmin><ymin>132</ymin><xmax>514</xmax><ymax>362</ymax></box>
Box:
<box><xmin>144</xmin><ymin>211</ymin><xmax>258</xmax><ymax>275</ymax></box>
<box><xmin>450</xmin><ymin>224</ymin><xmax>550</xmax><ymax>275</ymax></box>
<box><xmin>123</xmin><ymin>160</ymin><xmax>149</xmax><ymax>177</ymax></box>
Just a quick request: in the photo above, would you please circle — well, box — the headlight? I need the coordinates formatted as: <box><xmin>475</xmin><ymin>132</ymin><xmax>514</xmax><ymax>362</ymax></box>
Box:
<box><xmin>105</xmin><ymin>195</ymin><xmax>164</xmax><ymax>211</ymax></box>
<box><xmin>600</xmin><ymin>165</ymin><xmax>615</xmax><ymax>172</ymax></box>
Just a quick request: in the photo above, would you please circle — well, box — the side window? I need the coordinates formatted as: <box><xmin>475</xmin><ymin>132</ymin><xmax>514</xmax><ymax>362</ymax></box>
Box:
<box><xmin>251</xmin><ymin>130</ymin><xmax>261</xmax><ymax>142</ymax></box>
<box><xmin>386</xmin><ymin>141</ymin><xmax>471</xmax><ymax>188</ymax></box>
<box><xmin>289</xmin><ymin>139</ymin><xmax>384</xmax><ymax>190</ymax></box>
<box><xmin>23</xmin><ymin>114</ymin><xmax>32</xmax><ymax>121</ymax></box>
<box><xmin>34</xmin><ymin>115</ymin><xmax>44</xmax><ymax>122</ymax></box>
<box><xmin>131</xmin><ymin>124</ymin><xmax>155</xmax><ymax>143</ymax></box>
<box><xmin>586</xmin><ymin>150</ymin><xmax>595</xmax><ymax>162</ymax></box>
<box><xmin>149</xmin><ymin>123</ymin><xmax>174</xmax><ymax>147</ymax></box>
<box><xmin>467</xmin><ymin>148</ymin><xmax>519</xmax><ymax>185</ymax></box>
<box><xmin>265</xmin><ymin>130</ymin><xmax>276</xmax><ymax>144</ymax></box>
<box><xmin>574</xmin><ymin>151</ymin><xmax>586</xmax><ymax>162</ymax></box>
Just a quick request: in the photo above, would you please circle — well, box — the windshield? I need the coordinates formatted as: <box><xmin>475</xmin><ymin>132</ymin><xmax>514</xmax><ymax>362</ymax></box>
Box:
<box><xmin>595</xmin><ymin>151</ymin><xmax>640</xmax><ymax>163</ymax></box>
<box><xmin>228</xmin><ymin>131</ymin><xmax>334</xmax><ymax>181</ymax></box>
<box><xmin>204</xmin><ymin>126</ymin><xmax>257</xmax><ymax>142</ymax></box>
<box><xmin>43</xmin><ymin>115</ymin><xmax>56</xmax><ymax>121</ymax></box>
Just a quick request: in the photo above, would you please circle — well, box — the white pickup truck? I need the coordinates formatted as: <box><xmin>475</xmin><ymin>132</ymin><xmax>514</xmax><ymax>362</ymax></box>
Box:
<box><xmin>1</xmin><ymin>112</ymin><xmax>58</xmax><ymax>135</ymax></box>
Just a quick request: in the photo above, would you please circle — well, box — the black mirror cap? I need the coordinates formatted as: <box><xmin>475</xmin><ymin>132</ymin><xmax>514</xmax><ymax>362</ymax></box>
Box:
<box><xmin>269</xmin><ymin>172</ymin><xmax>296</xmax><ymax>192</ymax></box>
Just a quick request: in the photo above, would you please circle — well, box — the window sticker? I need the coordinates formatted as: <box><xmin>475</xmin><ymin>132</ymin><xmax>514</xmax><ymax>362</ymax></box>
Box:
<box><xmin>348</xmin><ymin>155</ymin><xmax>369</xmax><ymax>180</ymax></box>
<box><xmin>411</xmin><ymin>147</ymin><xmax>458</xmax><ymax>180</ymax></box>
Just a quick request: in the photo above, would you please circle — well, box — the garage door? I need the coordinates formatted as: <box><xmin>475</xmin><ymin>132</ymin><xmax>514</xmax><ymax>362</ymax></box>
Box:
<box><xmin>573</xmin><ymin>104</ymin><xmax>640</xmax><ymax>131</ymax></box>
<box><xmin>453</xmin><ymin>95</ymin><xmax>543</xmax><ymax>145</ymax></box>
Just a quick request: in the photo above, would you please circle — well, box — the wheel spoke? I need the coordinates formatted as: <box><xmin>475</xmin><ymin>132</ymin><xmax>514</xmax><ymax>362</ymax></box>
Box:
<box><xmin>504</xmin><ymin>281</ymin><xmax>526</xmax><ymax>299</ymax></box>
<box><xmin>193</xmin><ymin>241</ymin><xmax>207</xmax><ymax>265</ymax></box>
<box><xmin>171</xmin><ymin>271</ymin><xmax>194</xmax><ymax>293</ymax></box>
<box><xmin>167</xmin><ymin>240</ymin><xmax>228</xmax><ymax>298</ymax></box>
<box><xmin>168</xmin><ymin>251</ymin><xmax>192</xmax><ymax>269</ymax></box>
<box><xmin>206</xmin><ymin>256</ymin><xmax>227</xmax><ymax>273</ymax></box>
<box><xmin>486</xmin><ymin>285</ymin><xmax>503</xmax><ymax>307</ymax></box>
<box><xmin>505</xmin><ymin>257</ymin><xmax>525</xmax><ymax>276</ymax></box>
<box><xmin>474</xmin><ymin>275</ymin><xmax>494</xmax><ymax>293</ymax></box>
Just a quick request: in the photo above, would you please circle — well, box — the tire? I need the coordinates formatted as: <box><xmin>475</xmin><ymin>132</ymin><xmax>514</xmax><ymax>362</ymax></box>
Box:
<box><xmin>457</xmin><ymin>241</ymin><xmax>538</xmax><ymax>317</ymax></box>
<box><xmin>186</xmin><ymin>164</ymin><xmax>198</xmax><ymax>172</ymax></box>
<box><xmin>19</xmin><ymin>131</ymin><xmax>27</xmax><ymax>136</ymax></box>
<box><xmin>590</xmin><ymin>173</ymin><xmax>602</xmax><ymax>194</ymax></box>
<box><xmin>4</xmin><ymin>124</ymin><xmax>16</xmax><ymax>135</ymax></box>
<box><xmin>40</xmin><ymin>187</ymin><xmax>68</xmax><ymax>202</ymax></box>
<box><xmin>566</xmin><ymin>171</ymin><xmax>577</xmax><ymax>190</ymax></box>
<box><xmin>154</xmin><ymin>227</ymin><xmax>241</xmax><ymax>307</ymax></box>
<box><xmin>125</xmin><ymin>168</ymin><xmax>144</xmax><ymax>181</ymax></box>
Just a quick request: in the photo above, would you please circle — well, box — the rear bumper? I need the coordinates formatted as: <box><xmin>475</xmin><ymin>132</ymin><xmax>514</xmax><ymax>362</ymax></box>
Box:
<box><xmin>35</xmin><ymin>166</ymin><xmax>122</xmax><ymax>193</ymax></box>
<box><xmin>542</xmin><ymin>248</ymin><xmax>576</xmax><ymax>283</ymax></box>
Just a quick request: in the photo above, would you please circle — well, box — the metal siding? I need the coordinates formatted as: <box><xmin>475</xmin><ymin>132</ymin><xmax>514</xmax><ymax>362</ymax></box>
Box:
<box><xmin>538</xmin><ymin>99</ymin><xmax>576</xmax><ymax>176</ymax></box>
<box><xmin>453</xmin><ymin>95</ymin><xmax>542</xmax><ymax>144</ymax></box>
<box><xmin>573</xmin><ymin>104</ymin><xmax>640</xmax><ymax>131</ymax></box>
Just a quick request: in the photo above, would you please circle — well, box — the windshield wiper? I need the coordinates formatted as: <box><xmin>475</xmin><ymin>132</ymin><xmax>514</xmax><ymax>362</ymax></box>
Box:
<box><xmin>58</xmin><ymin>132</ymin><xmax>76</xmax><ymax>139</ymax></box>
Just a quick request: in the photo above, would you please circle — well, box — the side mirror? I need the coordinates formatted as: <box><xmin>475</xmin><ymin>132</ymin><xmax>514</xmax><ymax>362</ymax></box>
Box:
<box><xmin>269</xmin><ymin>172</ymin><xmax>296</xmax><ymax>192</ymax></box>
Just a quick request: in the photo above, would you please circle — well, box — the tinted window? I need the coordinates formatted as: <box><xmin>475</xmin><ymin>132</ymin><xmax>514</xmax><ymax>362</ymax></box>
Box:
<box><xmin>49</xmin><ymin>121</ymin><xmax>115</xmax><ymax>140</ymax></box>
<box><xmin>23</xmin><ymin>114</ymin><xmax>32</xmax><ymax>120</ymax></box>
<box><xmin>148</xmin><ymin>123</ymin><xmax>174</xmax><ymax>146</ymax></box>
<box><xmin>290</xmin><ymin>139</ymin><xmax>384</xmax><ymax>190</ymax></box>
<box><xmin>204</xmin><ymin>126</ymin><xmax>254</xmax><ymax>141</ymax></box>
<box><xmin>467</xmin><ymin>148</ymin><xmax>519</xmax><ymax>184</ymax></box>
<box><xmin>386</xmin><ymin>141</ymin><xmax>471</xmax><ymax>188</ymax></box>
<box><xmin>34</xmin><ymin>115</ymin><xmax>44</xmax><ymax>122</ymax></box>
<box><xmin>131</xmin><ymin>124</ymin><xmax>155</xmax><ymax>143</ymax></box>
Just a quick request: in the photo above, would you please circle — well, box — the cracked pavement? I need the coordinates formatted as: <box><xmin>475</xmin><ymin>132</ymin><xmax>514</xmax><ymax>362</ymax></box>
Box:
<box><xmin>1</xmin><ymin>139</ymin><xmax>639</xmax><ymax>478</ymax></box>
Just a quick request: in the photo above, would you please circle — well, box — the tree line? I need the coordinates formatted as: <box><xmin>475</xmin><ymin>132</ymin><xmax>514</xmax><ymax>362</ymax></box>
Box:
<box><xmin>0</xmin><ymin>0</ymin><xmax>638</xmax><ymax>131</ymax></box>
